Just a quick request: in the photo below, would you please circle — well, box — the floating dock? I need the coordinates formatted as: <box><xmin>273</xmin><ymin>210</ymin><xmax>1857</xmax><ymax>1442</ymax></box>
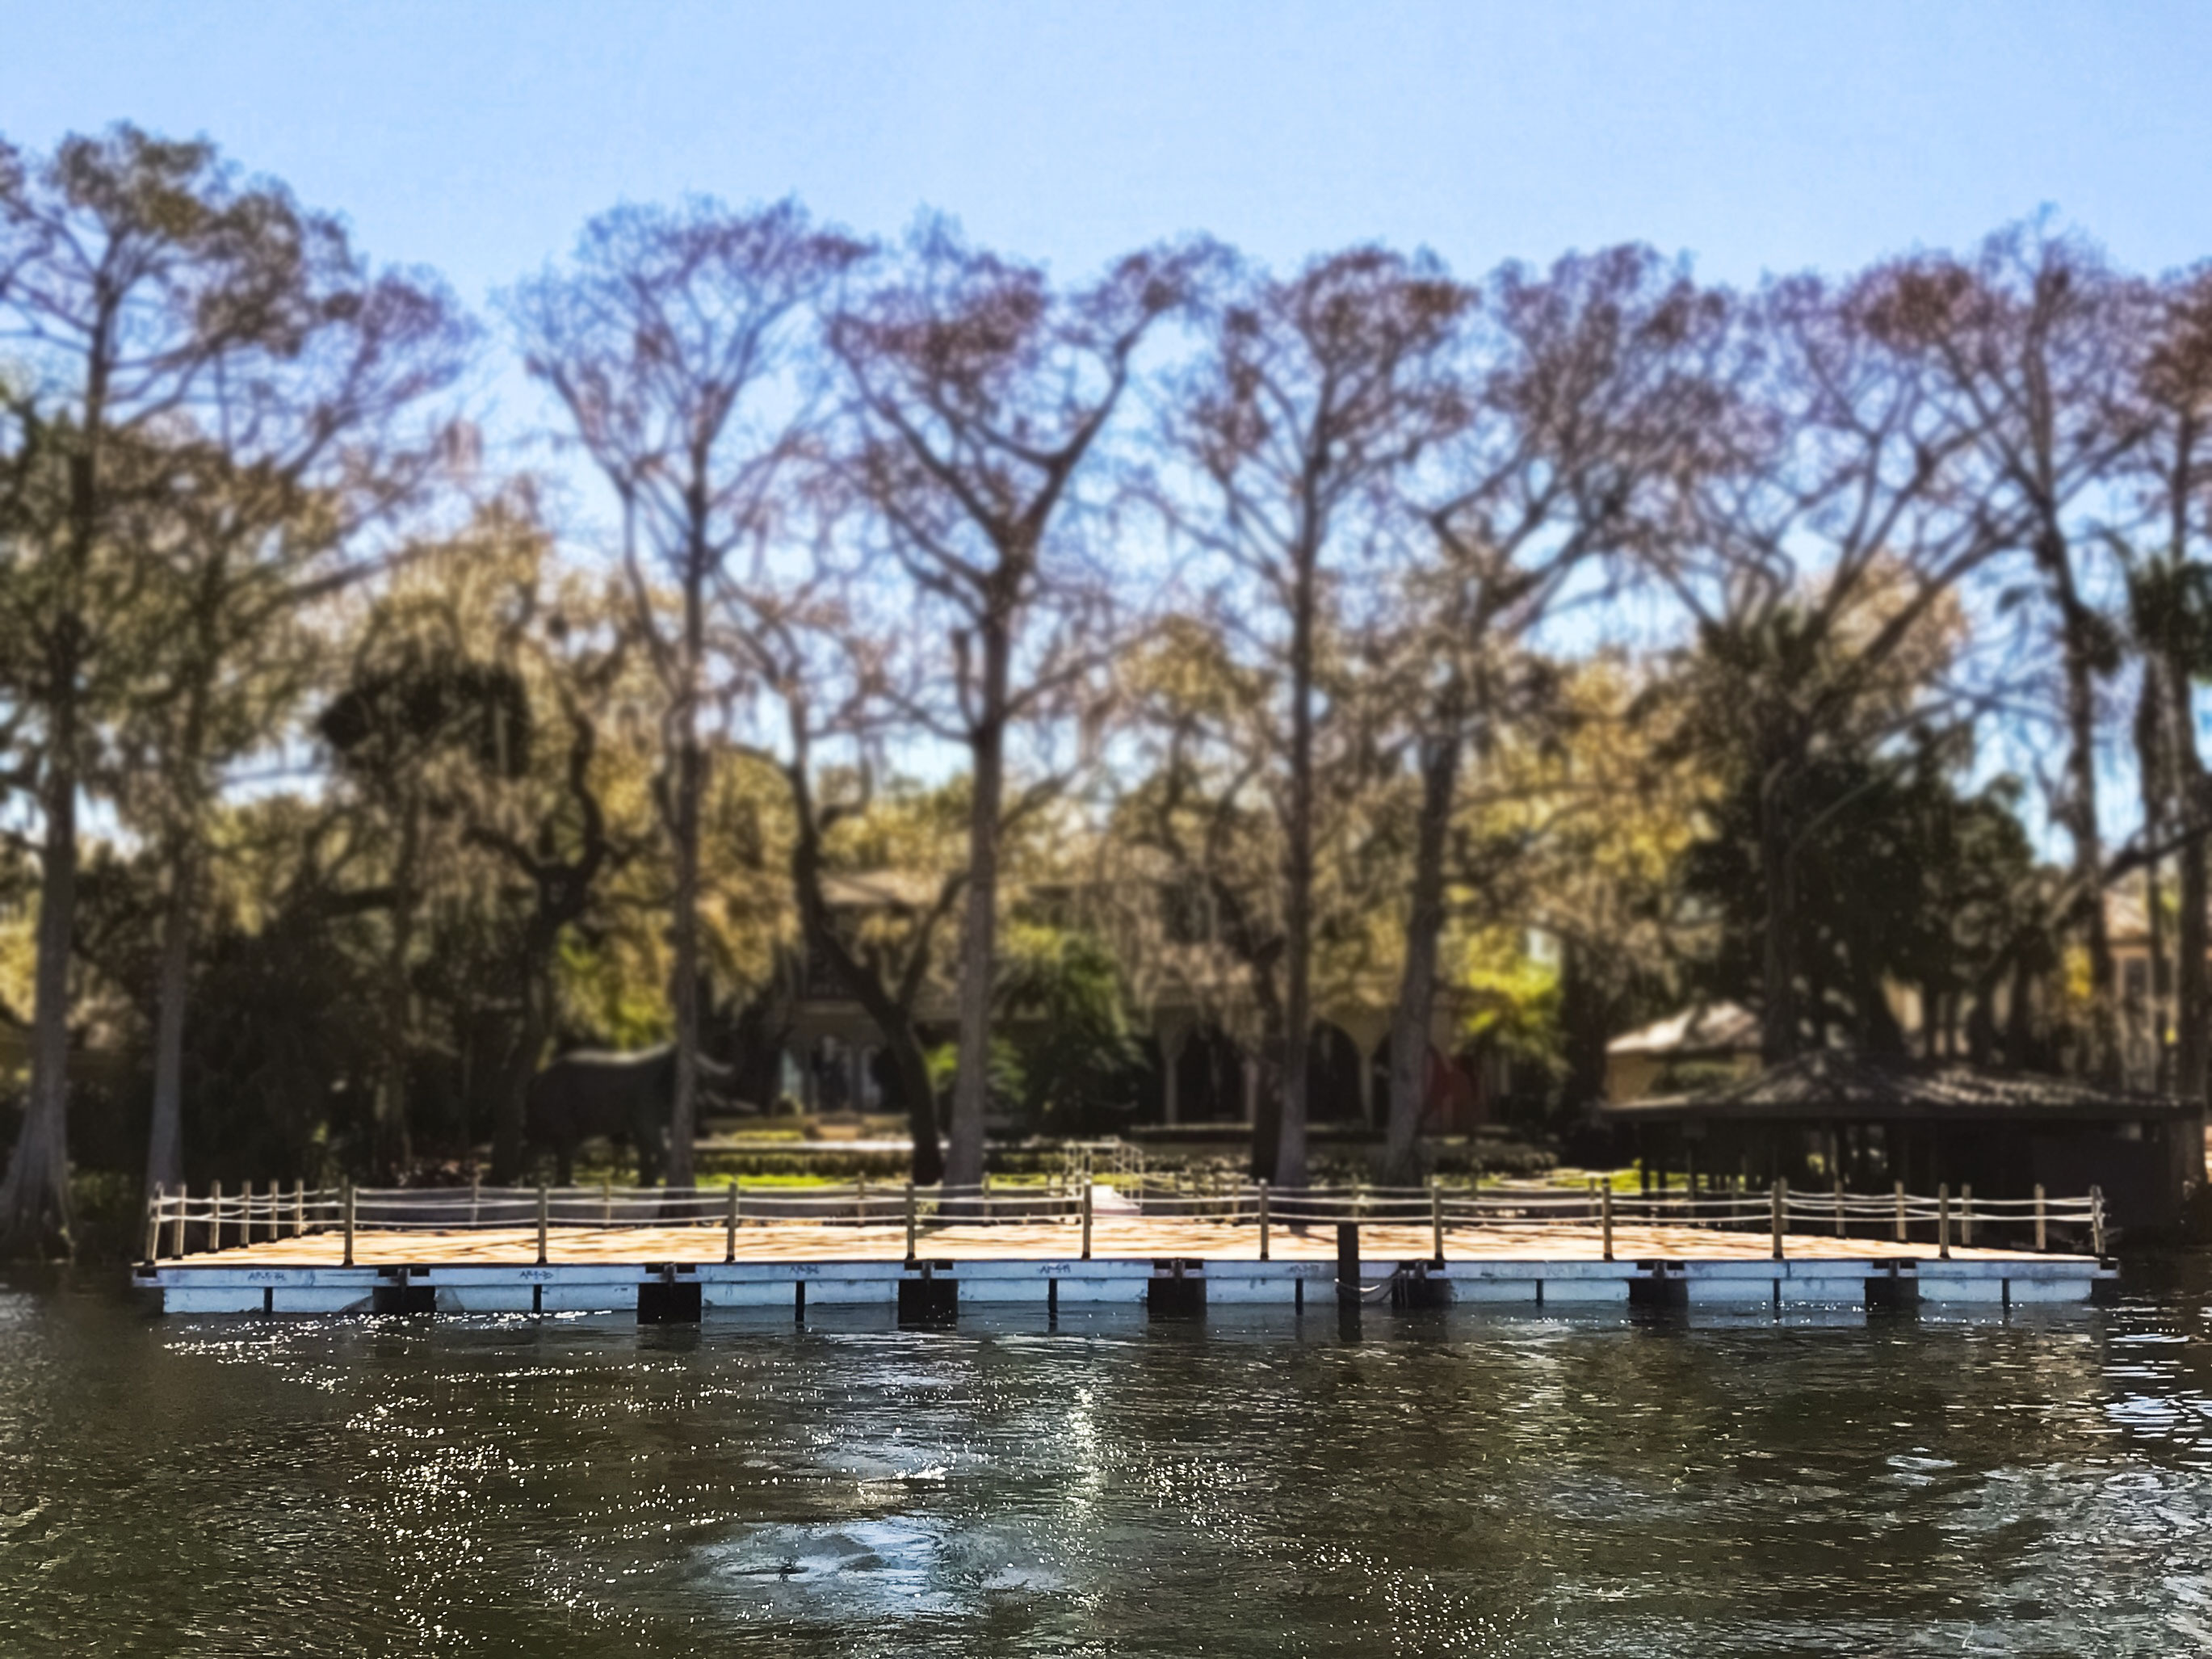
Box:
<box><xmin>133</xmin><ymin>1213</ymin><xmax>2111</xmax><ymax>1319</ymax></box>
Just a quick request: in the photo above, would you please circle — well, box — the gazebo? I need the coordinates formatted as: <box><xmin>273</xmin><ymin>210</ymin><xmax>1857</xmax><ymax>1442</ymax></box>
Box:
<box><xmin>1601</xmin><ymin>1050</ymin><xmax>2203</xmax><ymax>1233</ymax></box>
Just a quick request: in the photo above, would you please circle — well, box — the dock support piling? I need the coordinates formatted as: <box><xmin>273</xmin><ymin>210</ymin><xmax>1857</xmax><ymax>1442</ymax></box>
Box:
<box><xmin>1601</xmin><ymin>1181</ymin><xmax>1614</xmax><ymax>1262</ymax></box>
<box><xmin>725</xmin><ymin>1182</ymin><xmax>739</xmax><ymax>1264</ymax></box>
<box><xmin>2034</xmin><ymin>1183</ymin><xmax>2047</xmax><ymax>1252</ymax></box>
<box><xmin>342</xmin><ymin>1183</ymin><xmax>355</xmax><ymax>1267</ymax></box>
<box><xmin>1937</xmin><ymin>1183</ymin><xmax>1951</xmax><ymax>1259</ymax></box>
<box><xmin>1771</xmin><ymin>1178</ymin><xmax>1785</xmax><ymax>1261</ymax></box>
<box><xmin>535</xmin><ymin>1184</ymin><xmax>548</xmax><ymax>1266</ymax></box>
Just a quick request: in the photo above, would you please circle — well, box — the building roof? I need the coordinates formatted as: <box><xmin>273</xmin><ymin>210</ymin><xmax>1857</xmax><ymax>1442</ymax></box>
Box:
<box><xmin>1601</xmin><ymin>1048</ymin><xmax>2198</xmax><ymax>1124</ymax></box>
<box><xmin>1606</xmin><ymin>1001</ymin><xmax>1761</xmax><ymax>1059</ymax></box>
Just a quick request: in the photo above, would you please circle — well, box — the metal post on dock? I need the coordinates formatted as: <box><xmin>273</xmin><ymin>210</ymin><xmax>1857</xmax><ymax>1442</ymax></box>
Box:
<box><xmin>2034</xmin><ymin>1183</ymin><xmax>2047</xmax><ymax>1252</ymax></box>
<box><xmin>1431</xmin><ymin>1177</ymin><xmax>1444</xmax><ymax>1263</ymax></box>
<box><xmin>1600</xmin><ymin>1181</ymin><xmax>1614</xmax><ymax>1262</ymax></box>
<box><xmin>2090</xmin><ymin>1184</ymin><xmax>2106</xmax><ymax>1258</ymax></box>
<box><xmin>725</xmin><ymin>1181</ymin><xmax>739</xmax><ymax>1264</ymax></box>
<box><xmin>1258</xmin><ymin>1180</ymin><xmax>1270</xmax><ymax>1262</ymax></box>
<box><xmin>1960</xmin><ymin>1183</ymin><xmax>1973</xmax><ymax>1249</ymax></box>
<box><xmin>905</xmin><ymin>1182</ymin><xmax>918</xmax><ymax>1262</ymax></box>
<box><xmin>145</xmin><ymin>1185</ymin><xmax>162</xmax><ymax>1264</ymax></box>
<box><xmin>1770</xmin><ymin>1178</ymin><xmax>1785</xmax><ymax>1262</ymax></box>
<box><xmin>1080</xmin><ymin>1180</ymin><xmax>1093</xmax><ymax>1261</ymax></box>
<box><xmin>342</xmin><ymin>1183</ymin><xmax>355</xmax><ymax>1267</ymax></box>
<box><xmin>211</xmin><ymin>1180</ymin><xmax>224</xmax><ymax>1254</ymax></box>
<box><xmin>1937</xmin><ymin>1183</ymin><xmax>1951</xmax><ymax>1259</ymax></box>
<box><xmin>1894</xmin><ymin>1180</ymin><xmax>1907</xmax><ymax>1244</ymax></box>
<box><xmin>535</xmin><ymin>1183</ymin><xmax>548</xmax><ymax>1266</ymax></box>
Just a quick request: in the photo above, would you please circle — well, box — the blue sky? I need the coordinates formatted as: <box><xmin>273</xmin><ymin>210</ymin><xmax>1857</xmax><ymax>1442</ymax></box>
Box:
<box><xmin>6</xmin><ymin>3</ymin><xmax>2208</xmax><ymax>323</ymax></box>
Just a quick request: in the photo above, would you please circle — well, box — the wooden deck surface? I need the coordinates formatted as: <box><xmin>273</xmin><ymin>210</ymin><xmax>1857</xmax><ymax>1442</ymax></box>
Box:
<box><xmin>182</xmin><ymin>1219</ymin><xmax>2060</xmax><ymax>1266</ymax></box>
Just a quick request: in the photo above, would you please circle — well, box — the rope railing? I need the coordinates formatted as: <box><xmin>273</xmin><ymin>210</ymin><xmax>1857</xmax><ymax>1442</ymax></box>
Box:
<box><xmin>142</xmin><ymin>1174</ymin><xmax>2109</xmax><ymax>1265</ymax></box>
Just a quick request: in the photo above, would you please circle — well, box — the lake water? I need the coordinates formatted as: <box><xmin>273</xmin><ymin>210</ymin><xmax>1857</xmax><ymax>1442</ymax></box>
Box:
<box><xmin>2</xmin><ymin>1262</ymin><xmax>2210</xmax><ymax>1656</ymax></box>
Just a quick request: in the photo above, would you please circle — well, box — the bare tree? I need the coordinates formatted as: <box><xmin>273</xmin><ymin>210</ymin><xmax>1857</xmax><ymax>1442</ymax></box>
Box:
<box><xmin>507</xmin><ymin>198</ymin><xmax>865</xmax><ymax>1186</ymax></box>
<box><xmin>1376</xmin><ymin>246</ymin><xmax>1728</xmax><ymax>1182</ymax></box>
<box><xmin>1170</xmin><ymin>246</ymin><xmax>1471</xmax><ymax>1188</ymax></box>
<box><xmin>827</xmin><ymin>220</ymin><xmax>1203</xmax><ymax>1191</ymax></box>
<box><xmin>121</xmin><ymin>236</ymin><xmax>469</xmax><ymax>1201</ymax></box>
<box><xmin>1652</xmin><ymin>270</ymin><xmax>2019</xmax><ymax>1064</ymax></box>
<box><xmin>1873</xmin><ymin>226</ymin><xmax>2155</xmax><ymax>1081</ymax></box>
<box><xmin>2131</xmin><ymin>267</ymin><xmax>2212</xmax><ymax>1119</ymax></box>
<box><xmin>0</xmin><ymin>127</ymin><xmax>466</xmax><ymax>1250</ymax></box>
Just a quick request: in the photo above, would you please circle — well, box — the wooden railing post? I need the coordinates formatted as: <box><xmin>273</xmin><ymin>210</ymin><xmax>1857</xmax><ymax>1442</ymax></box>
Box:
<box><xmin>342</xmin><ymin>1182</ymin><xmax>356</xmax><ymax>1267</ymax></box>
<box><xmin>1257</xmin><ymin>1180</ymin><xmax>1270</xmax><ymax>1262</ymax></box>
<box><xmin>172</xmin><ymin>1185</ymin><xmax>187</xmax><ymax>1259</ymax></box>
<box><xmin>1601</xmin><ymin>1180</ymin><xmax>1614</xmax><ymax>1262</ymax></box>
<box><xmin>535</xmin><ymin>1183</ymin><xmax>548</xmax><ymax>1266</ymax></box>
<box><xmin>2090</xmin><ymin>1184</ymin><xmax>2106</xmax><ymax>1258</ymax></box>
<box><xmin>855</xmin><ymin>1175</ymin><xmax>867</xmax><ymax>1229</ymax></box>
<box><xmin>1893</xmin><ymin>1180</ymin><xmax>1907</xmax><ymax>1244</ymax></box>
<box><xmin>905</xmin><ymin>1182</ymin><xmax>918</xmax><ymax>1262</ymax></box>
<box><xmin>292</xmin><ymin>1179</ymin><xmax>304</xmax><ymax>1239</ymax></box>
<box><xmin>1937</xmin><ymin>1182</ymin><xmax>1951</xmax><ymax>1260</ymax></box>
<box><xmin>145</xmin><ymin>1185</ymin><xmax>163</xmax><ymax>1265</ymax></box>
<box><xmin>1431</xmin><ymin>1176</ymin><xmax>1445</xmax><ymax>1264</ymax></box>
<box><xmin>1080</xmin><ymin>1181</ymin><xmax>1093</xmax><ymax>1261</ymax></box>
<box><xmin>1770</xmin><ymin>1178</ymin><xmax>1786</xmax><ymax>1262</ymax></box>
<box><xmin>212</xmin><ymin>1179</ymin><xmax>225</xmax><ymax>1254</ymax></box>
<box><xmin>2034</xmin><ymin>1182</ymin><xmax>2047</xmax><ymax>1252</ymax></box>
<box><xmin>725</xmin><ymin>1181</ymin><xmax>739</xmax><ymax>1264</ymax></box>
<box><xmin>1833</xmin><ymin>1178</ymin><xmax>1845</xmax><ymax>1239</ymax></box>
<box><xmin>1960</xmin><ymin>1183</ymin><xmax>1973</xmax><ymax>1249</ymax></box>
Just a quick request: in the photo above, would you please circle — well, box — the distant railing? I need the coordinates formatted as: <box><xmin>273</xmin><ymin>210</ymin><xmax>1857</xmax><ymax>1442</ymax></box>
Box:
<box><xmin>142</xmin><ymin>1174</ymin><xmax>2108</xmax><ymax>1266</ymax></box>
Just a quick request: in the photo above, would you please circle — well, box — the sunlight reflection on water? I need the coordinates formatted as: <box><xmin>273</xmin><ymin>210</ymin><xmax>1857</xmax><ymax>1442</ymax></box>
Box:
<box><xmin>1</xmin><ymin>1262</ymin><xmax>2210</xmax><ymax>1654</ymax></box>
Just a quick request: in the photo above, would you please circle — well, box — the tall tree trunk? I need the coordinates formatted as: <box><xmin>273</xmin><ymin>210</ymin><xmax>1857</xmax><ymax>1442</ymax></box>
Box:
<box><xmin>0</xmin><ymin>739</ymin><xmax>80</xmax><ymax>1256</ymax></box>
<box><xmin>2137</xmin><ymin>663</ymin><xmax>2172</xmax><ymax>1090</ymax></box>
<box><xmin>2045</xmin><ymin>544</ymin><xmax>2120</xmax><ymax>1081</ymax></box>
<box><xmin>664</xmin><ymin>561</ymin><xmax>707</xmax><ymax>1191</ymax></box>
<box><xmin>946</xmin><ymin>617</ymin><xmax>1010</xmax><ymax>1193</ymax></box>
<box><xmin>143</xmin><ymin>845</ymin><xmax>195</xmax><ymax>1196</ymax></box>
<box><xmin>1758</xmin><ymin>760</ymin><xmax>1799</xmax><ymax>1065</ymax></box>
<box><xmin>1275</xmin><ymin>542</ymin><xmax>1317</xmax><ymax>1191</ymax></box>
<box><xmin>1384</xmin><ymin>730</ymin><xmax>1459</xmax><ymax>1184</ymax></box>
<box><xmin>2168</xmin><ymin>636</ymin><xmax>2208</xmax><ymax>1124</ymax></box>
